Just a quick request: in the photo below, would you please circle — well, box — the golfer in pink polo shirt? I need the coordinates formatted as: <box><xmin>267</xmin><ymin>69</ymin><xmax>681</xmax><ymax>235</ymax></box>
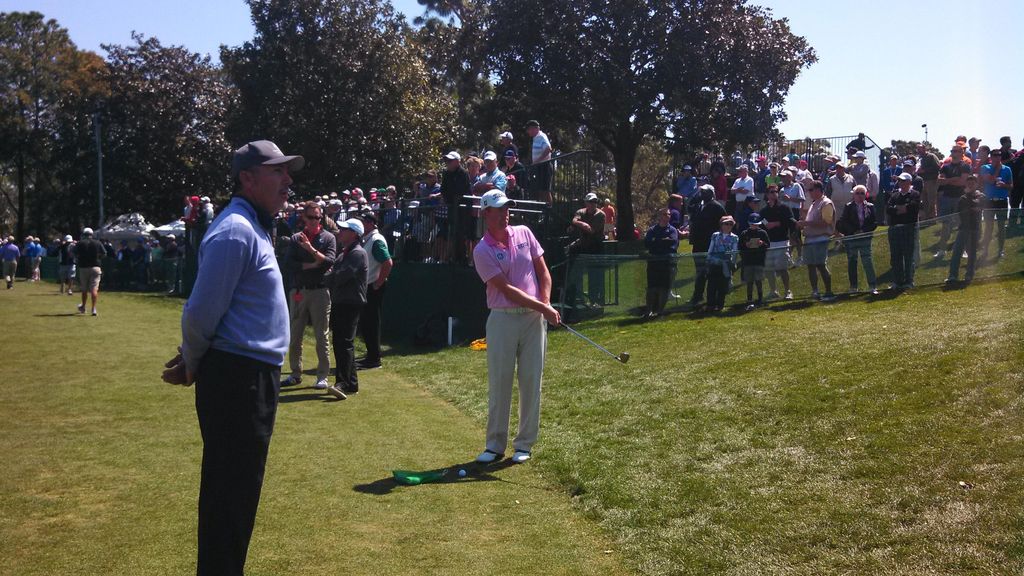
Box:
<box><xmin>473</xmin><ymin>190</ymin><xmax>561</xmax><ymax>464</ymax></box>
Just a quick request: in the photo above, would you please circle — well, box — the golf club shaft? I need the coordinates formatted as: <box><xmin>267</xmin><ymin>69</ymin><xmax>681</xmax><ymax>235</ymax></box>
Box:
<box><xmin>562</xmin><ymin>324</ymin><xmax>620</xmax><ymax>361</ymax></box>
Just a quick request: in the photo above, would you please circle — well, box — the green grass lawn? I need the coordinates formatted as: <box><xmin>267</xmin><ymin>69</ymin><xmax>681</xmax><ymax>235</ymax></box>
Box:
<box><xmin>390</xmin><ymin>275</ymin><xmax>1024</xmax><ymax>575</ymax></box>
<box><xmin>0</xmin><ymin>283</ymin><xmax>624</xmax><ymax>576</ymax></box>
<box><xmin>4</xmin><ymin>273</ymin><xmax>1024</xmax><ymax>575</ymax></box>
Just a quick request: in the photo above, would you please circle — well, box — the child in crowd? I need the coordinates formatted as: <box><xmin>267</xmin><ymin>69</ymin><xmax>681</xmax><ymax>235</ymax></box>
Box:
<box><xmin>705</xmin><ymin>215</ymin><xmax>738</xmax><ymax>312</ymax></box>
<box><xmin>738</xmin><ymin>213</ymin><xmax>770</xmax><ymax>310</ymax></box>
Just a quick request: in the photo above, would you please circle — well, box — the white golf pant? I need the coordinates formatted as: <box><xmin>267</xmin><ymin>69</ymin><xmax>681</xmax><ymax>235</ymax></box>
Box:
<box><xmin>485</xmin><ymin>308</ymin><xmax>546</xmax><ymax>454</ymax></box>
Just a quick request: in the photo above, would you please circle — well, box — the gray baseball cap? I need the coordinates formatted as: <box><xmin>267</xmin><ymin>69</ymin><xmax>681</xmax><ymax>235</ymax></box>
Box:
<box><xmin>230</xmin><ymin>140</ymin><xmax>305</xmax><ymax>179</ymax></box>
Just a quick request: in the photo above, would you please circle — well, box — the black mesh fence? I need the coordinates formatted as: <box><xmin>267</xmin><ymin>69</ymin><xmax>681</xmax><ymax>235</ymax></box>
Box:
<box><xmin>557</xmin><ymin>211</ymin><xmax>1024</xmax><ymax>321</ymax></box>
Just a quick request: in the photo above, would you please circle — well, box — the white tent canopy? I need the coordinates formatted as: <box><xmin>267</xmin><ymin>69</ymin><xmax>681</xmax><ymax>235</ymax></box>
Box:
<box><xmin>96</xmin><ymin>213</ymin><xmax>154</xmax><ymax>241</ymax></box>
<box><xmin>152</xmin><ymin>219</ymin><xmax>186</xmax><ymax>237</ymax></box>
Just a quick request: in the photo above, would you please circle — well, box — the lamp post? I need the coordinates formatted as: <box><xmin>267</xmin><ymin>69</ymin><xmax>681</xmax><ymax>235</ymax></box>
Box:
<box><xmin>92</xmin><ymin>112</ymin><xmax>104</xmax><ymax>228</ymax></box>
<box><xmin>921</xmin><ymin>123</ymin><xmax>928</xmax><ymax>144</ymax></box>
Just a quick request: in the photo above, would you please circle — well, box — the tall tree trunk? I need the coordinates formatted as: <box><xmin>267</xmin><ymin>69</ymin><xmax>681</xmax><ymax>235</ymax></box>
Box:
<box><xmin>16</xmin><ymin>148</ymin><xmax>25</xmax><ymax>241</ymax></box>
<box><xmin>612</xmin><ymin>123</ymin><xmax>639</xmax><ymax>243</ymax></box>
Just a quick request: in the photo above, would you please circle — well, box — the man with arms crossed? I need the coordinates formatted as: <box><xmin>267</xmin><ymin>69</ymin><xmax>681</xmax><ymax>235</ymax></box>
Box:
<box><xmin>473</xmin><ymin>190</ymin><xmax>560</xmax><ymax>465</ymax></box>
<box><xmin>162</xmin><ymin>140</ymin><xmax>302</xmax><ymax>576</ymax></box>
<box><xmin>283</xmin><ymin>202</ymin><xmax>336</xmax><ymax>389</ymax></box>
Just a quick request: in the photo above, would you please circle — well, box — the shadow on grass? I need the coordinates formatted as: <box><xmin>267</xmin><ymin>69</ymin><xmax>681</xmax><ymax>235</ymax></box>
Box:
<box><xmin>34</xmin><ymin>312</ymin><xmax>82</xmax><ymax>317</ymax></box>
<box><xmin>353</xmin><ymin>459</ymin><xmax>518</xmax><ymax>495</ymax></box>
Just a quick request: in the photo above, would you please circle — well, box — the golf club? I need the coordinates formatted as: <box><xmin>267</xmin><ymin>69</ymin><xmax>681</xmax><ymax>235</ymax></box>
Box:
<box><xmin>561</xmin><ymin>324</ymin><xmax>630</xmax><ymax>364</ymax></box>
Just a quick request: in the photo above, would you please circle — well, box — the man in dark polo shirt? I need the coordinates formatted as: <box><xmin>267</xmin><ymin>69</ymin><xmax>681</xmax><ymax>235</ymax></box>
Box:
<box><xmin>162</xmin><ymin>139</ymin><xmax>302</xmax><ymax>576</ymax></box>
<box><xmin>74</xmin><ymin>227</ymin><xmax>105</xmax><ymax>316</ymax></box>
<box><xmin>282</xmin><ymin>201</ymin><xmax>336</xmax><ymax>389</ymax></box>
<box><xmin>566</xmin><ymin>192</ymin><xmax>606</xmax><ymax>315</ymax></box>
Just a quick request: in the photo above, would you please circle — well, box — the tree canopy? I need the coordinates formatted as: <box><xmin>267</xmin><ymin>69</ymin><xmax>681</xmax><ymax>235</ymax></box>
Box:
<box><xmin>221</xmin><ymin>0</ymin><xmax>459</xmax><ymax>193</ymax></box>
<box><xmin>486</xmin><ymin>0</ymin><xmax>816</xmax><ymax>234</ymax></box>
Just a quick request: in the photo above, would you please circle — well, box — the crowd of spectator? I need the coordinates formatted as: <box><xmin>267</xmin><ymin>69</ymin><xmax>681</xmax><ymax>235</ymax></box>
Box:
<box><xmin>640</xmin><ymin>133</ymin><xmax>1023</xmax><ymax>317</ymax></box>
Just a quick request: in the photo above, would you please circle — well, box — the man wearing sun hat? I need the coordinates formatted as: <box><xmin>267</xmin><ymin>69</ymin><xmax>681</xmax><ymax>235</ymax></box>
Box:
<box><xmin>162</xmin><ymin>139</ymin><xmax>303</xmax><ymax>576</ymax></box>
<box><xmin>473</xmin><ymin>189</ymin><xmax>560</xmax><ymax>465</ymax></box>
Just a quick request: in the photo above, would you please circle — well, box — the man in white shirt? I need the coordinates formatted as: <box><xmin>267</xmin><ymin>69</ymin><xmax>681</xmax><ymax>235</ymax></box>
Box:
<box><xmin>730</xmin><ymin>165</ymin><xmax>755</xmax><ymax>216</ymax></box>
<box><xmin>526</xmin><ymin>120</ymin><xmax>553</xmax><ymax>204</ymax></box>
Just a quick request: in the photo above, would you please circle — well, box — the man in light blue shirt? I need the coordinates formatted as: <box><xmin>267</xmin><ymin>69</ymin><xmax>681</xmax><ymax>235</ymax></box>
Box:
<box><xmin>162</xmin><ymin>139</ymin><xmax>303</xmax><ymax>576</ymax></box>
<box><xmin>980</xmin><ymin>149</ymin><xmax>1014</xmax><ymax>258</ymax></box>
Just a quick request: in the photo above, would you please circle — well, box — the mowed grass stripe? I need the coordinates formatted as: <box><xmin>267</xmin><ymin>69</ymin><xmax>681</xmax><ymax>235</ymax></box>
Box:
<box><xmin>0</xmin><ymin>282</ymin><xmax>625</xmax><ymax>576</ymax></box>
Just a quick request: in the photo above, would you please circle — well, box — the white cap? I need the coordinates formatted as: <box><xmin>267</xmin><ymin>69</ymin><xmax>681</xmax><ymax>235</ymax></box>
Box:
<box><xmin>499</xmin><ymin>131</ymin><xmax>513</xmax><ymax>140</ymax></box>
<box><xmin>337</xmin><ymin>218</ymin><xmax>364</xmax><ymax>236</ymax></box>
<box><xmin>853</xmin><ymin>151</ymin><xmax>866</xmax><ymax>159</ymax></box>
<box><xmin>200</xmin><ymin>196</ymin><xmax>211</xmax><ymax>203</ymax></box>
<box><xmin>444</xmin><ymin>151</ymin><xmax>461</xmax><ymax>161</ymax></box>
<box><xmin>64</xmin><ymin>234</ymin><xmax>73</xmax><ymax>242</ymax></box>
<box><xmin>898</xmin><ymin>173</ymin><xmax>913</xmax><ymax>182</ymax></box>
<box><xmin>480</xmin><ymin>190</ymin><xmax>515</xmax><ymax>209</ymax></box>
<box><xmin>585</xmin><ymin>192</ymin><xmax>599</xmax><ymax>203</ymax></box>
<box><xmin>82</xmin><ymin>227</ymin><xmax>94</xmax><ymax>236</ymax></box>
<box><xmin>483</xmin><ymin>151</ymin><xmax>498</xmax><ymax>161</ymax></box>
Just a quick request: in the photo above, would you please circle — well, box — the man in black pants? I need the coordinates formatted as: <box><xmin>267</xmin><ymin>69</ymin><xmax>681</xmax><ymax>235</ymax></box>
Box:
<box><xmin>686</xmin><ymin>184</ymin><xmax>726</xmax><ymax>308</ymax></box>
<box><xmin>162</xmin><ymin>139</ymin><xmax>303</xmax><ymax>576</ymax></box>
<box><xmin>356</xmin><ymin>211</ymin><xmax>393</xmax><ymax>370</ymax></box>
<box><xmin>325</xmin><ymin>218</ymin><xmax>368</xmax><ymax>399</ymax></box>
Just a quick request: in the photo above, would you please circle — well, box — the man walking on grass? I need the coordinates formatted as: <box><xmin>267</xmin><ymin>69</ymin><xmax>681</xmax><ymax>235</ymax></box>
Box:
<box><xmin>473</xmin><ymin>190</ymin><xmax>560</xmax><ymax>465</ymax></box>
<box><xmin>74</xmin><ymin>228</ymin><xmax>104</xmax><ymax>315</ymax></box>
<box><xmin>162</xmin><ymin>139</ymin><xmax>302</xmax><ymax>576</ymax></box>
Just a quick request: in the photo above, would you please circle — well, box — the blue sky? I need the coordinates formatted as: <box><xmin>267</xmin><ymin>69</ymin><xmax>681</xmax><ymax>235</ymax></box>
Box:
<box><xmin>5</xmin><ymin>0</ymin><xmax>1022</xmax><ymax>153</ymax></box>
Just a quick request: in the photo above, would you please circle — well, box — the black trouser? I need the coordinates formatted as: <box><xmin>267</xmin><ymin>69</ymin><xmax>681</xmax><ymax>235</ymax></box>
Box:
<box><xmin>1010</xmin><ymin>187</ymin><xmax>1024</xmax><ymax>225</ymax></box>
<box><xmin>690</xmin><ymin>252</ymin><xmax>708</xmax><ymax>303</ymax></box>
<box><xmin>331</xmin><ymin>302</ymin><xmax>363</xmax><ymax>391</ymax></box>
<box><xmin>195</xmin><ymin>349</ymin><xmax>280</xmax><ymax>576</ymax></box>
<box><xmin>359</xmin><ymin>283</ymin><xmax>386</xmax><ymax>364</ymax></box>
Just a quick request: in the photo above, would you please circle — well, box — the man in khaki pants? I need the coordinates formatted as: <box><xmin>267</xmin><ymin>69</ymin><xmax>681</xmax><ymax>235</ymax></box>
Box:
<box><xmin>282</xmin><ymin>202</ymin><xmax>336</xmax><ymax>390</ymax></box>
<box><xmin>472</xmin><ymin>190</ymin><xmax>560</xmax><ymax>465</ymax></box>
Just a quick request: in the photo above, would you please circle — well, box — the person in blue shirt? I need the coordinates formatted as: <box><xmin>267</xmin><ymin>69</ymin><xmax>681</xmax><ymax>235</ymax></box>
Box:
<box><xmin>2</xmin><ymin>235</ymin><xmax>20</xmax><ymax>289</ymax></box>
<box><xmin>705</xmin><ymin>216</ymin><xmax>739</xmax><ymax>312</ymax></box>
<box><xmin>643</xmin><ymin>208</ymin><xmax>679</xmax><ymax>319</ymax></box>
<box><xmin>162</xmin><ymin>139</ymin><xmax>303</xmax><ymax>576</ymax></box>
<box><xmin>25</xmin><ymin>236</ymin><xmax>45</xmax><ymax>281</ymax></box>
<box><xmin>980</xmin><ymin>149</ymin><xmax>1014</xmax><ymax>259</ymax></box>
<box><xmin>879</xmin><ymin>155</ymin><xmax>902</xmax><ymax>225</ymax></box>
<box><xmin>675</xmin><ymin>165</ymin><xmax>697</xmax><ymax>199</ymax></box>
